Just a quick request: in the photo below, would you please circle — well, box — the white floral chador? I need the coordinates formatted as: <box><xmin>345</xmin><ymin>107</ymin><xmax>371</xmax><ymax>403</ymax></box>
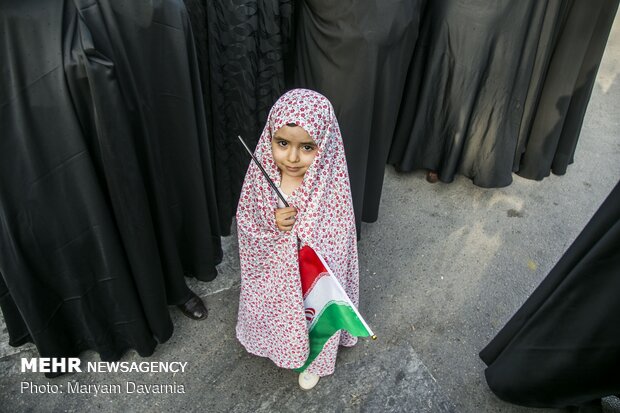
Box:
<box><xmin>236</xmin><ymin>89</ymin><xmax>360</xmax><ymax>377</ymax></box>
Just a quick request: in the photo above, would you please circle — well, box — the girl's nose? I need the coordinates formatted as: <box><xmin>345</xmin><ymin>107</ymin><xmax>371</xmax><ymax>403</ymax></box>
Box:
<box><xmin>287</xmin><ymin>147</ymin><xmax>300</xmax><ymax>163</ymax></box>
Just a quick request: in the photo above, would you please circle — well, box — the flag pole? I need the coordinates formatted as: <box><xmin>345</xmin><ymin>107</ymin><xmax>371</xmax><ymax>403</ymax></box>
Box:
<box><xmin>238</xmin><ymin>135</ymin><xmax>290</xmax><ymax>208</ymax></box>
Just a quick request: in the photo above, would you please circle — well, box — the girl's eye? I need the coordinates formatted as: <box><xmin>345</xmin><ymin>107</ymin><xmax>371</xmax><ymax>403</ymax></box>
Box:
<box><xmin>277</xmin><ymin>140</ymin><xmax>288</xmax><ymax>147</ymax></box>
<box><xmin>302</xmin><ymin>145</ymin><xmax>316</xmax><ymax>152</ymax></box>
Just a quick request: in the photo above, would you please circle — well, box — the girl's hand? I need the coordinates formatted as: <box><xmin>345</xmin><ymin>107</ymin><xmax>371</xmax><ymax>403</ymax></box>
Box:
<box><xmin>275</xmin><ymin>207</ymin><xmax>297</xmax><ymax>232</ymax></box>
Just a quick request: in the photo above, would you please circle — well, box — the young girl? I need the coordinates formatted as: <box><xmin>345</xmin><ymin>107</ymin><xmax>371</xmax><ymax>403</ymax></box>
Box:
<box><xmin>236</xmin><ymin>88</ymin><xmax>360</xmax><ymax>390</ymax></box>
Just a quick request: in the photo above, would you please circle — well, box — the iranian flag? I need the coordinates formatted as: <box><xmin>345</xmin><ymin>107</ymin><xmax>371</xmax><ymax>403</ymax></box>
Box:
<box><xmin>295</xmin><ymin>245</ymin><xmax>375</xmax><ymax>372</ymax></box>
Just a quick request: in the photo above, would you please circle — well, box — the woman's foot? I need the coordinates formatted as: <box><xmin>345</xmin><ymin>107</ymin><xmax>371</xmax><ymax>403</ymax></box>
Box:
<box><xmin>298</xmin><ymin>371</ymin><xmax>320</xmax><ymax>390</ymax></box>
<box><xmin>426</xmin><ymin>170</ymin><xmax>439</xmax><ymax>183</ymax></box>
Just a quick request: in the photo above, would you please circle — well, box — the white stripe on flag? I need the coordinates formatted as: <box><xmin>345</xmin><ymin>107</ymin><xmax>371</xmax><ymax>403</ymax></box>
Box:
<box><xmin>312</xmin><ymin>250</ymin><xmax>375</xmax><ymax>337</ymax></box>
<box><xmin>303</xmin><ymin>275</ymin><xmax>349</xmax><ymax>328</ymax></box>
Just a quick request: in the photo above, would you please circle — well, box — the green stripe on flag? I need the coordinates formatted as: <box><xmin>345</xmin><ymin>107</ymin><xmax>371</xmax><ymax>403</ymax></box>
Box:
<box><xmin>295</xmin><ymin>302</ymin><xmax>371</xmax><ymax>372</ymax></box>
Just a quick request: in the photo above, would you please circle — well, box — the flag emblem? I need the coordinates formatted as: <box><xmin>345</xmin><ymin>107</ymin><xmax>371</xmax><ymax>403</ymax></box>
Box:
<box><xmin>305</xmin><ymin>308</ymin><xmax>316</xmax><ymax>322</ymax></box>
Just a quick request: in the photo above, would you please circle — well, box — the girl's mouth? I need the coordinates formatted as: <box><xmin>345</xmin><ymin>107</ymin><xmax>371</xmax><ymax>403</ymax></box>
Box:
<box><xmin>285</xmin><ymin>166</ymin><xmax>302</xmax><ymax>172</ymax></box>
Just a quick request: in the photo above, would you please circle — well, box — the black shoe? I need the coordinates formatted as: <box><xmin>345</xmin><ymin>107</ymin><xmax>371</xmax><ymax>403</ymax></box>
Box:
<box><xmin>177</xmin><ymin>292</ymin><xmax>208</xmax><ymax>320</ymax></box>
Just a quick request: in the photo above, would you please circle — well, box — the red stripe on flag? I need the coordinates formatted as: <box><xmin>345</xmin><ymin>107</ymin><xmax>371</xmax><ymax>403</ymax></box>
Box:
<box><xmin>299</xmin><ymin>245</ymin><xmax>328</xmax><ymax>297</ymax></box>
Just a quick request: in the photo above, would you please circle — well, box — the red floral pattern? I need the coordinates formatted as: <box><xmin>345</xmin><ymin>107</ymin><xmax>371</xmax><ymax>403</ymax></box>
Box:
<box><xmin>236</xmin><ymin>88</ymin><xmax>359</xmax><ymax>377</ymax></box>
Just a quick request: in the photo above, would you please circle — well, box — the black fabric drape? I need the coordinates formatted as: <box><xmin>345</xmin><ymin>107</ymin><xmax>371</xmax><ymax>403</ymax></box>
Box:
<box><xmin>193</xmin><ymin>0</ymin><xmax>294</xmax><ymax>235</ymax></box>
<box><xmin>389</xmin><ymin>0</ymin><xmax>553</xmax><ymax>187</ymax></box>
<box><xmin>293</xmin><ymin>0</ymin><xmax>426</xmax><ymax>229</ymax></box>
<box><xmin>479</xmin><ymin>181</ymin><xmax>620</xmax><ymax>408</ymax></box>
<box><xmin>0</xmin><ymin>0</ymin><xmax>220</xmax><ymax>367</ymax></box>
<box><xmin>389</xmin><ymin>0</ymin><xmax>618</xmax><ymax>187</ymax></box>
<box><xmin>182</xmin><ymin>0</ymin><xmax>211</xmax><ymax>130</ymax></box>
<box><xmin>516</xmin><ymin>0</ymin><xmax>619</xmax><ymax>179</ymax></box>
<box><xmin>70</xmin><ymin>0</ymin><xmax>222</xmax><ymax>285</ymax></box>
<box><xmin>0</xmin><ymin>0</ymin><xmax>164</xmax><ymax>364</ymax></box>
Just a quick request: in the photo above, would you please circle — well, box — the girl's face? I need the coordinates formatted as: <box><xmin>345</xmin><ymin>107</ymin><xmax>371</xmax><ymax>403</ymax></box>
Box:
<box><xmin>271</xmin><ymin>125</ymin><xmax>318</xmax><ymax>179</ymax></box>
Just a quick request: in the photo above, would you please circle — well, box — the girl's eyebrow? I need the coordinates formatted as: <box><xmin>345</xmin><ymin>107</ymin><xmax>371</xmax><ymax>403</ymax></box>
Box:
<box><xmin>273</xmin><ymin>135</ymin><xmax>316</xmax><ymax>146</ymax></box>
